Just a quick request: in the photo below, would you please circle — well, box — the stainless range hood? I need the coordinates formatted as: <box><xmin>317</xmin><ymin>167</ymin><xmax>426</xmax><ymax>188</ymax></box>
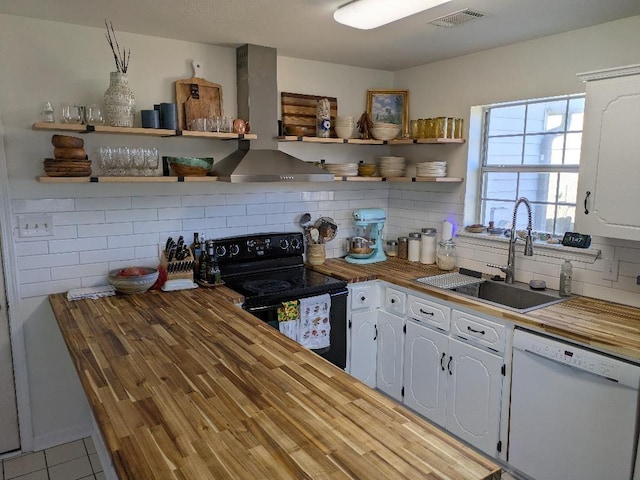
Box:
<box><xmin>213</xmin><ymin>44</ymin><xmax>334</xmax><ymax>183</ymax></box>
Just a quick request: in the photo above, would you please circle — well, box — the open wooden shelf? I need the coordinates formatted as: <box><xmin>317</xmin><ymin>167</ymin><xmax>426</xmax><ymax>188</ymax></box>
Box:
<box><xmin>277</xmin><ymin>136</ymin><xmax>465</xmax><ymax>145</ymax></box>
<box><xmin>33</xmin><ymin>122</ymin><xmax>257</xmax><ymax>140</ymax></box>
<box><xmin>36</xmin><ymin>175</ymin><xmax>462</xmax><ymax>184</ymax></box>
<box><xmin>36</xmin><ymin>175</ymin><xmax>219</xmax><ymax>183</ymax></box>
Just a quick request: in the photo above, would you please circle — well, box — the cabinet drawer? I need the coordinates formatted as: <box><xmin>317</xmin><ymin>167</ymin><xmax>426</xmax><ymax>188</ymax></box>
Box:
<box><xmin>407</xmin><ymin>295</ymin><xmax>451</xmax><ymax>332</ymax></box>
<box><xmin>452</xmin><ymin>310</ymin><xmax>506</xmax><ymax>353</ymax></box>
<box><xmin>383</xmin><ymin>286</ymin><xmax>406</xmax><ymax>315</ymax></box>
<box><xmin>349</xmin><ymin>282</ymin><xmax>379</xmax><ymax>311</ymax></box>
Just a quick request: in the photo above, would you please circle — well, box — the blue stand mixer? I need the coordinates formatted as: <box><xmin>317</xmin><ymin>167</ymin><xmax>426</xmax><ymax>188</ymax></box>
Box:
<box><xmin>345</xmin><ymin>208</ymin><xmax>387</xmax><ymax>264</ymax></box>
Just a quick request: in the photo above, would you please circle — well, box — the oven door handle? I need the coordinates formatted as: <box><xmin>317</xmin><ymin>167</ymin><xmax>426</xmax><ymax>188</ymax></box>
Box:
<box><xmin>244</xmin><ymin>289</ymin><xmax>348</xmax><ymax>313</ymax></box>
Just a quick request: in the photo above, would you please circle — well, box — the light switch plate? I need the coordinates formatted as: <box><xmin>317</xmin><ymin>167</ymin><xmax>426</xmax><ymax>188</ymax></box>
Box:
<box><xmin>18</xmin><ymin>214</ymin><xmax>54</xmax><ymax>237</ymax></box>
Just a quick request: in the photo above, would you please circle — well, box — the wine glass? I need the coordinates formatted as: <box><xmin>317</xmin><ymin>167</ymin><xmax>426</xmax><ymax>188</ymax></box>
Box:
<box><xmin>61</xmin><ymin>104</ymin><xmax>82</xmax><ymax>124</ymax></box>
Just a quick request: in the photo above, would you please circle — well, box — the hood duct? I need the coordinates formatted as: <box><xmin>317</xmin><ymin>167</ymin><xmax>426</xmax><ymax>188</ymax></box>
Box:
<box><xmin>213</xmin><ymin>44</ymin><xmax>334</xmax><ymax>182</ymax></box>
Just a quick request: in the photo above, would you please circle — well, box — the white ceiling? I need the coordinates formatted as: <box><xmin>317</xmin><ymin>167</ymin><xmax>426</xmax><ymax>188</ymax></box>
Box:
<box><xmin>2</xmin><ymin>0</ymin><xmax>639</xmax><ymax>71</ymax></box>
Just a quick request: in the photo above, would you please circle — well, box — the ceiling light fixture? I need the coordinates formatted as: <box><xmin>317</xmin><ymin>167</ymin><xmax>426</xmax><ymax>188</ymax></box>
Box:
<box><xmin>334</xmin><ymin>0</ymin><xmax>453</xmax><ymax>30</ymax></box>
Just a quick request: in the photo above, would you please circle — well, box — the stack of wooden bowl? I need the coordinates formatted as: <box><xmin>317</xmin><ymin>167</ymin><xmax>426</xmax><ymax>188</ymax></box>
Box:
<box><xmin>44</xmin><ymin>135</ymin><xmax>91</xmax><ymax>177</ymax></box>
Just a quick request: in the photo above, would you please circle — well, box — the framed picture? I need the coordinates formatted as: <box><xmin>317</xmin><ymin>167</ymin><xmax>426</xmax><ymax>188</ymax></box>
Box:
<box><xmin>366</xmin><ymin>89</ymin><xmax>409</xmax><ymax>136</ymax></box>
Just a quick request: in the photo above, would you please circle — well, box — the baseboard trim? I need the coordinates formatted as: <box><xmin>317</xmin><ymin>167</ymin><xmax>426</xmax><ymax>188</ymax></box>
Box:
<box><xmin>32</xmin><ymin>423</ymin><xmax>92</xmax><ymax>452</ymax></box>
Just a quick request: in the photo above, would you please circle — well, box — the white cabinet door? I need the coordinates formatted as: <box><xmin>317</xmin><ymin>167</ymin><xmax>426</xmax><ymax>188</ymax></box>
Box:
<box><xmin>350</xmin><ymin>310</ymin><xmax>378</xmax><ymax>388</ymax></box>
<box><xmin>576</xmin><ymin>66</ymin><xmax>640</xmax><ymax>240</ymax></box>
<box><xmin>376</xmin><ymin>310</ymin><xmax>404</xmax><ymax>401</ymax></box>
<box><xmin>446</xmin><ymin>337</ymin><xmax>503</xmax><ymax>456</ymax></box>
<box><xmin>403</xmin><ymin>319</ymin><xmax>448</xmax><ymax>427</ymax></box>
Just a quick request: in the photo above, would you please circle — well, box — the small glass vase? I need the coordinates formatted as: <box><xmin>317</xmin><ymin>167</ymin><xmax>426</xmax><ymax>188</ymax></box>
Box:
<box><xmin>104</xmin><ymin>72</ymin><xmax>135</xmax><ymax>127</ymax></box>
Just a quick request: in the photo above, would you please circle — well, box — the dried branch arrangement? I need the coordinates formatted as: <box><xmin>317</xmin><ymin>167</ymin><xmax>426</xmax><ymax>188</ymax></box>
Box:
<box><xmin>105</xmin><ymin>20</ymin><xmax>131</xmax><ymax>73</ymax></box>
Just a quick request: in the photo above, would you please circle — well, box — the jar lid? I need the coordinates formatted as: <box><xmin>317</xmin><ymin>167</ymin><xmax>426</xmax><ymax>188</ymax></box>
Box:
<box><xmin>421</xmin><ymin>228</ymin><xmax>436</xmax><ymax>235</ymax></box>
<box><xmin>439</xmin><ymin>239</ymin><xmax>456</xmax><ymax>246</ymax></box>
<box><xmin>408</xmin><ymin>232</ymin><xmax>421</xmax><ymax>239</ymax></box>
<box><xmin>386</xmin><ymin>240</ymin><xmax>398</xmax><ymax>246</ymax></box>
<box><xmin>398</xmin><ymin>237</ymin><xmax>409</xmax><ymax>243</ymax></box>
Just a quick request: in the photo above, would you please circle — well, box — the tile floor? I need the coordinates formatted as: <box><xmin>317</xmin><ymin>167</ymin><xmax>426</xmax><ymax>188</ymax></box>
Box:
<box><xmin>0</xmin><ymin>438</ymin><xmax>103</xmax><ymax>480</ymax></box>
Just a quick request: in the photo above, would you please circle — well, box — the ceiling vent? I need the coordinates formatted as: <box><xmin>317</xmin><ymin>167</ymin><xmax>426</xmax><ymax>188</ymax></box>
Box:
<box><xmin>427</xmin><ymin>8</ymin><xmax>485</xmax><ymax>28</ymax></box>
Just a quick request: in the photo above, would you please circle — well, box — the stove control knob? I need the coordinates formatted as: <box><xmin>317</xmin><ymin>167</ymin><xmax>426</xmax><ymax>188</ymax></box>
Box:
<box><xmin>229</xmin><ymin>244</ymin><xmax>240</xmax><ymax>256</ymax></box>
<box><xmin>215</xmin><ymin>245</ymin><xmax>227</xmax><ymax>258</ymax></box>
<box><xmin>290</xmin><ymin>237</ymin><xmax>301</xmax><ymax>250</ymax></box>
<box><xmin>246</xmin><ymin>240</ymin><xmax>256</xmax><ymax>252</ymax></box>
<box><xmin>280</xmin><ymin>239</ymin><xmax>289</xmax><ymax>250</ymax></box>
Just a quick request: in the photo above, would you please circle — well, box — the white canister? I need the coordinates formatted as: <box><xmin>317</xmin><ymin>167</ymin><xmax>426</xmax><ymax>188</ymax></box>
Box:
<box><xmin>420</xmin><ymin>228</ymin><xmax>437</xmax><ymax>264</ymax></box>
<box><xmin>408</xmin><ymin>232</ymin><xmax>421</xmax><ymax>262</ymax></box>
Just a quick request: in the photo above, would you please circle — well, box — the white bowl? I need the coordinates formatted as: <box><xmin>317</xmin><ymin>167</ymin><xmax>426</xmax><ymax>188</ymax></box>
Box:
<box><xmin>371</xmin><ymin>126</ymin><xmax>400</xmax><ymax>141</ymax></box>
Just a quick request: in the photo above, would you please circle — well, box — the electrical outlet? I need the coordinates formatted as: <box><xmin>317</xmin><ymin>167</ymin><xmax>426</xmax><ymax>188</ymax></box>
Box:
<box><xmin>602</xmin><ymin>259</ymin><xmax>619</xmax><ymax>281</ymax></box>
<box><xmin>18</xmin><ymin>214</ymin><xmax>54</xmax><ymax>238</ymax></box>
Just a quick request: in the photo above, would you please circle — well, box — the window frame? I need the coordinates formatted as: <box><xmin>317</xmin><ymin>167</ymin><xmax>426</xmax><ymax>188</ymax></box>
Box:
<box><xmin>477</xmin><ymin>94</ymin><xmax>585</xmax><ymax>235</ymax></box>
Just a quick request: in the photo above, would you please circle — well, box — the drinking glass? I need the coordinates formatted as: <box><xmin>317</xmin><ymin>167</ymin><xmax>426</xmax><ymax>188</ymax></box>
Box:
<box><xmin>144</xmin><ymin>148</ymin><xmax>159</xmax><ymax>175</ymax></box>
<box><xmin>97</xmin><ymin>147</ymin><xmax>113</xmax><ymax>175</ymax></box>
<box><xmin>40</xmin><ymin>101</ymin><xmax>55</xmax><ymax>123</ymax></box>
<box><xmin>61</xmin><ymin>104</ymin><xmax>82</xmax><ymax>124</ymax></box>
<box><xmin>131</xmin><ymin>147</ymin><xmax>146</xmax><ymax>175</ymax></box>
<box><xmin>86</xmin><ymin>104</ymin><xmax>104</xmax><ymax>125</ymax></box>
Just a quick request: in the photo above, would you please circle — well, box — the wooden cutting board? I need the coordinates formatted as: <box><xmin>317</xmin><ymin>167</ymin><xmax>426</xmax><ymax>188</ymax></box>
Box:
<box><xmin>175</xmin><ymin>77</ymin><xmax>223</xmax><ymax>131</ymax></box>
<box><xmin>281</xmin><ymin>92</ymin><xmax>337</xmax><ymax>136</ymax></box>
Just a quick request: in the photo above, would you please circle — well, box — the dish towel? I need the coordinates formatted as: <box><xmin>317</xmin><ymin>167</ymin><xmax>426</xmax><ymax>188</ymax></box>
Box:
<box><xmin>277</xmin><ymin>300</ymin><xmax>299</xmax><ymax>342</ymax></box>
<box><xmin>298</xmin><ymin>293</ymin><xmax>331</xmax><ymax>350</ymax></box>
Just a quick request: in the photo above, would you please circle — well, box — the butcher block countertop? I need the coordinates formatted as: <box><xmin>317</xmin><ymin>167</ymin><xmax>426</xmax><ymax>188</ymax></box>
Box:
<box><xmin>49</xmin><ymin>286</ymin><xmax>500</xmax><ymax>480</ymax></box>
<box><xmin>310</xmin><ymin>258</ymin><xmax>640</xmax><ymax>362</ymax></box>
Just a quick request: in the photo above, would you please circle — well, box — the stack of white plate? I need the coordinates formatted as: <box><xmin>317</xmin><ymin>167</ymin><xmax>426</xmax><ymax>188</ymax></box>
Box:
<box><xmin>322</xmin><ymin>162</ymin><xmax>358</xmax><ymax>176</ymax></box>
<box><xmin>416</xmin><ymin>161</ymin><xmax>447</xmax><ymax>177</ymax></box>
<box><xmin>335</xmin><ymin>116</ymin><xmax>355</xmax><ymax>139</ymax></box>
<box><xmin>378</xmin><ymin>156</ymin><xmax>406</xmax><ymax>177</ymax></box>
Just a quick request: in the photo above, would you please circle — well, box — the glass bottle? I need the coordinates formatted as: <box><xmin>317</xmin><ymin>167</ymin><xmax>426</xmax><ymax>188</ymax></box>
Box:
<box><xmin>206</xmin><ymin>243</ymin><xmax>221</xmax><ymax>285</ymax></box>
<box><xmin>398</xmin><ymin>237</ymin><xmax>409</xmax><ymax>260</ymax></box>
<box><xmin>408</xmin><ymin>233</ymin><xmax>421</xmax><ymax>262</ymax></box>
<box><xmin>436</xmin><ymin>240</ymin><xmax>457</xmax><ymax>271</ymax></box>
<box><xmin>198</xmin><ymin>240</ymin><xmax>210</xmax><ymax>282</ymax></box>
<box><xmin>420</xmin><ymin>228</ymin><xmax>437</xmax><ymax>264</ymax></box>
<box><xmin>386</xmin><ymin>240</ymin><xmax>398</xmax><ymax>257</ymax></box>
<box><xmin>559</xmin><ymin>259</ymin><xmax>572</xmax><ymax>296</ymax></box>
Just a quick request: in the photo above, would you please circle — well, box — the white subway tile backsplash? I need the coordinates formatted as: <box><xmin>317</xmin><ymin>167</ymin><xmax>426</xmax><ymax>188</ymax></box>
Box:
<box><xmin>21</xmin><ymin>279</ymin><xmax>81</xmax><ymax>298</ymax></box>
<box><xmin>183</xmin><ymin>217</ymin><xmax>225</xmax><ymax>231</ymax></box>
<box><xmin>284</xmin><ymin>202</ymin><xmax>318</xmax><ymax>213</ymax></box>
<box><xmin>319</xmin><ymin>200</ymin><xmax>349</xmax><ymax>211</ymax></box>
<box><xmin>76</xmin><ymin>197</ymin><xmax>132</xmax><ymax>211</ymax></box>
<box><xmin>49</xmin><ymin>238</ymin><xmax>108</xmax><ymax>254</ymax></box>
<box><xmin>157</xmin><ymin>207</ymin><xmax>205</xmax><ymax>220</ymax></box>
<box><xmin>107</xmin><ymin>233</ymin><xmax>159</xmax><ymax>249</ymax></box>
<box><xmin>265</xmin><ymin>192</ymin><xmax>302</xmax><ymax>203</ymax></box>
<box><xmin>301</xmin><ymin>191</ymin><xmax>334</xmax><ymax>202</ymax></box>
<box><xmin>181</xmin><ymin>194</ymin><xmax>226</xmax><ymax>207</ymax></box>
<box><xmin>205</xmin><ymin>205</ymin><xmax>246</xmax><ymax>218</ymax></box>
<box><xmin>51</xmin><ymin>263</ymin><xmax>109</xmax><ymax>281</ymax></box>
<box><xmin>18</xmin><ymin>253</ymin><xmax>79</xmax><ymax>270</ymax></box>
<box><xmin>106</xmin><ymin>209</ymin><xmax>158</xmax><ymax>223</ymax></box>
<box><xmin>227</xmin><ymin>214</ymin><xmax>266</xmax><ymax>227</ymax></box>
<box><xmin>247</xmin><ymin>203</ymin><xmax>285</xmax><ymax>215</ymax></box>
<box><xmin>20</xmin><ymin>269</ymin><xmax>51</xmax><ymax>284</ymax></box>
<box><xmin>78</xmin><ymin>223</ymin><xmax>134</xmax><ymax>238</ymax></box>
<box><xmin>12</xmin><ymin>198</ymin><xmax>75</xmax><ymax>214</ymax></box>
<box><xmin>56</xmin><ymin>211</ymin><xmax>106</xmax><ymax>226</ymax></box>
<box><xmin>135</xmin><ymin>246</ymin><xmax>159</xmax><ymax>259</ymax></box>
<box><xmin>15</xmin><ymin>241</ymin><xmax>49</xmax><ymax>256</ymax></box>
<box><xmin>225</xmin><ymin>193</ymin><xmax>266</xmax><ymax>205</ymax></box>
<box><xmin>133</xmin><ymin>219</ymin><xmax>183</xmax><ymax>234</ymax></box>
<box><xmin>79</xmin><ymin>248</ymin><xmax>134</xmax><ymax>264</ymax></box>
<box><xmin>131</xmin><ymin>196</ymin><xmax>183</xmax><ymax>209</ymax></box>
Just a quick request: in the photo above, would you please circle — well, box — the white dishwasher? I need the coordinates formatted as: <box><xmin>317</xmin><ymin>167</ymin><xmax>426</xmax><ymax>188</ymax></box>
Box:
<box><xmin>509</xmin><ymin>328</ymin><xmax>640</xmax><ymax>480</ymax></box>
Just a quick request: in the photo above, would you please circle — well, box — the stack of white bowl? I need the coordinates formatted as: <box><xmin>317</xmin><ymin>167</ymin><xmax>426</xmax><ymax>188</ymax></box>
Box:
<box><xmin>416</xmin><ymin>160</ymin><xmax>447</xmax><ymax>177</ymax></box>
<box><xmin>322</xmin><ymin>162</ymin><xmax>359</xmax><ymax>176</ymax></box>
<box><xmin>335</xmin><ymin>116</ymin><xmax>355</xmax><ymax>139</ymax></box>
<box><xmin>371</xmin><ymin>122</ymin><xmax>401</xmax><ymax>141</ymax></box>
<box><xmin>378</xmin><ymin>156</ymin><xmax>406</xmax><ymax>177</ymax></box>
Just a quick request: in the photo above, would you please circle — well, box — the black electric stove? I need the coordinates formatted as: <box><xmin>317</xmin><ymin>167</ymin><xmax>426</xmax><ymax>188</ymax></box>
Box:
<box><xmin>211</xmin><ymin>232</ymin><xmax>348</xmax><ymax>368</ymax></box>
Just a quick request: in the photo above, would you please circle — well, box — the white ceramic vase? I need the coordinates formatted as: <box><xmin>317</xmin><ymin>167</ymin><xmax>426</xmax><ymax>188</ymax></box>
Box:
<box><xmin>104</xmin><ymin>72</ymin><xmax>135</xmax><ymax>127</ymax></box>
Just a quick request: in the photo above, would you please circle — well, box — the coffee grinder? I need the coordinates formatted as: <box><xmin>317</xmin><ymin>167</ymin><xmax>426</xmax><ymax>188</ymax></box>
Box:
<box><xmin>345</xmin><ymin>208</ymin><xmax>387</xmax><ymax>264</ymax></box>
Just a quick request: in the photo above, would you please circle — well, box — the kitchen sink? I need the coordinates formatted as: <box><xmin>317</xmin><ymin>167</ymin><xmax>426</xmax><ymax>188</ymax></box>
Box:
<box><xmin>450</xmin><ymin>279</ymin><xmax>571</xmax><ymax>313</ymax></box>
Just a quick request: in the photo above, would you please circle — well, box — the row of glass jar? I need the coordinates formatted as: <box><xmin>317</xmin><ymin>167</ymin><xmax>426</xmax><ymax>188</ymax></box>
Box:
<box><xmin>386</xmin><ymin>229</ymin><xmax>457</xmax><ymax>270</ymax></box>
<box><xmin>409</xmin><ymin>117</ymin><xmax>464</xmax><ymax>140</ymax></box>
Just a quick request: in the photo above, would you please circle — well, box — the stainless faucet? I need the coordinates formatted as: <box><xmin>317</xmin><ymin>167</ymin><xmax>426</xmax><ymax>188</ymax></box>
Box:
<box><xmin>487</xmin><ymin>197</ymin><xmax>534</xmax><ymax>284</ymax></box>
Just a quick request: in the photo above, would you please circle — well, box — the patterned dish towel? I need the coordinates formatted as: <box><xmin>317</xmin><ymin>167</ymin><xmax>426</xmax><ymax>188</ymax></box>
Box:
<box><xmin>299</xmin><ymin>294</ymin><xmax>331</xmax><ymax>350</ymax></box>
<box><xmin>277</xmin><ymin>300</ymin><xmax>299</xmax><ymax>342</ymax></box>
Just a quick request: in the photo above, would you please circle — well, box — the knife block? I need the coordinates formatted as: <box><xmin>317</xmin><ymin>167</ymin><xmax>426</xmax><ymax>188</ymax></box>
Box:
<box><xmin>160</xmin><ymin>250</ymin><xmax>195</xmax><ymax>282</ymax></box>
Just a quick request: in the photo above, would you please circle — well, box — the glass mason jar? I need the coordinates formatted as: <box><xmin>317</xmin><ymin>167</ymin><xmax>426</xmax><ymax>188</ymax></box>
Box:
<box><xmin>386</xmin><ymin>240</ymin><xmax>398</xmax><ymax>257</ymax></box>
<box><xmin>398</xmin><ymin>236</ymin><xmax>409</xmax><ymax>260</ymax></box>
<box><xmin>436</xmin><ymin>240</ymin><xmax>457</xmax><ymax>271</ymax></box>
